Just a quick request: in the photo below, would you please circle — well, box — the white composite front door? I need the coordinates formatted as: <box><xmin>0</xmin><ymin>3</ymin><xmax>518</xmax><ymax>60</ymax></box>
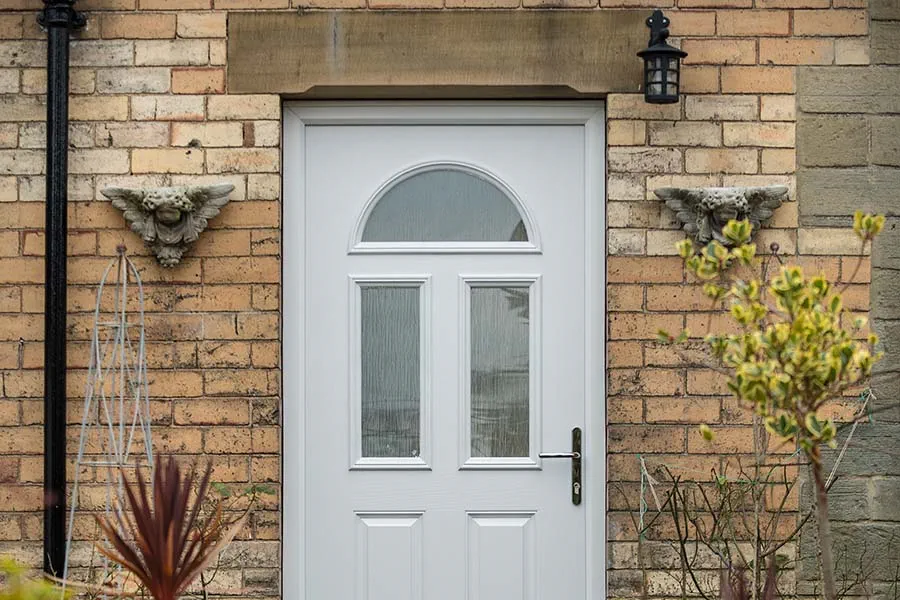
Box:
<box><xmin>283</xmin><ymin>103</ymin><xmax>605</xmax><ymax>600</ymax></box>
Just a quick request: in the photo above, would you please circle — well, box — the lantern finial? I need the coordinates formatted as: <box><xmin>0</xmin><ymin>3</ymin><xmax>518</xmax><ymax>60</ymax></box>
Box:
<box><xmin>637</xmin><ymin>9</ymin><xmax>687</xmax><ymax>104</ymax></box>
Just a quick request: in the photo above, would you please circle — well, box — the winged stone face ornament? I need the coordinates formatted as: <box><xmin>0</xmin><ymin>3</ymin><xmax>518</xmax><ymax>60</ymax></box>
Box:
<box><xmin>653</xmin><ymin>185</ymin><xmax>789</xmax><ymax>246</ymax></box>
<box><xmin>102</xmin><ymin>183</ymin><xmax>235</xmax><ymax>267</ymax></box>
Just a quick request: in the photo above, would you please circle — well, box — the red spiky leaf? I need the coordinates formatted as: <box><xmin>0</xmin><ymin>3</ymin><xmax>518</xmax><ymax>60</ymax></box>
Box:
<box><xmin>96</xmin><ymin>457</ymin><xmax>246</xmax><ymax>600</ymax></box>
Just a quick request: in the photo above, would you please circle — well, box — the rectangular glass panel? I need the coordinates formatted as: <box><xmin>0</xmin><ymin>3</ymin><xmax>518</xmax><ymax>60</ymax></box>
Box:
<box><xmin>471</xmin><ymin>286</ymin><xmax>530</xmax><ymax>458</ymax></box>
<box><xmin>361</xmin><ymin>286</ymin><xmax>420</xmax><ymax>458</ymax></box>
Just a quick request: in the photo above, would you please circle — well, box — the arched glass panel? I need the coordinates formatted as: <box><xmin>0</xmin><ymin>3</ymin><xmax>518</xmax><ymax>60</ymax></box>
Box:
<box><xmin>360</xmin><ymin>166</ymin><xmax>529</xmax><ymax>243</ymax></box>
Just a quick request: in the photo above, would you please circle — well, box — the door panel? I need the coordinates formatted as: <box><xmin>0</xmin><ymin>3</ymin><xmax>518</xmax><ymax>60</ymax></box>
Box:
<box><xmin>285</xmin><ymin>104</ymin><xmax>604</xmax><ymax>600</ymax></box>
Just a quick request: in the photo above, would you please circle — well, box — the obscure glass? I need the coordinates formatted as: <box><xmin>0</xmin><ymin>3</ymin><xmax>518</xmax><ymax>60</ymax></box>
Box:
<box><xmin>361</xmin><ymin>168</ymin><xmax>528</xmax><ymax>243</ymax></box>
<box><xmin>470</xmin><ymin>286</ymin><xmax>530</xmax><ymax>458</ymax></box>
<box><xmin>361</xmin><ymin>286</ymin><xmax>420</xmax><ymax>458</ymax></box>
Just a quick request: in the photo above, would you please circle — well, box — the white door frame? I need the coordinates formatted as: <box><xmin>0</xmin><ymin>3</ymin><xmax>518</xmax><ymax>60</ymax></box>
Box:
<box><xmin>282</xmin><ymin>101</ymin><xmax>607</xmax><ymax>600</ymax></box>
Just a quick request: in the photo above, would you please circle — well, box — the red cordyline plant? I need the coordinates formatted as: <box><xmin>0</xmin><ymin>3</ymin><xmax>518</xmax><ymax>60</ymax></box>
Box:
<box><xmin>96</xmin><ymin>457</ymin><xmax>246</xmax><ymax>600</ymax></box>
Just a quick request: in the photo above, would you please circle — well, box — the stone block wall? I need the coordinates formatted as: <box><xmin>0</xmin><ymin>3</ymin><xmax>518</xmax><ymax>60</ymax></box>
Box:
<box><xmin>0</xmin><ymin>0</ymin><xmax>889</xmax><ymax>596</ymax></box>
<box><xmin>796</xmin><ymin>0</ymin><xmax>900</xmax><ymax>591</ymax></box>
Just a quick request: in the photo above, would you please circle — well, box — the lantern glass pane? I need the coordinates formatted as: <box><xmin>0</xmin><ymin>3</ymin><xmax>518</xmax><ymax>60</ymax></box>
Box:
<box><xmin>668</xmin><ymin>58</ymin><xmax>679</xmax><ymax>70</ymax></box>
<box><xmin>649</xmin><ymin>83</ymin><xmax>663</xmax><ymax>95</ymax></box>
<box><xmin>654</xmin><ymin>57</ymin><xmax>665</xmax><ymax>69</ymax></box>
<box><xmin>667</xmin><ymin>70</ymin><xmax>678</xmax><ymax>83</ymax></box>
<box><xmin>666</xmin><ymin>84</ymin><xmax>678</xmax><ymax>96</ymax></box>
<box><xmin>650</xmin><ymin>69</ymin><xmax>663</xmax><ymax>83</ymax></box>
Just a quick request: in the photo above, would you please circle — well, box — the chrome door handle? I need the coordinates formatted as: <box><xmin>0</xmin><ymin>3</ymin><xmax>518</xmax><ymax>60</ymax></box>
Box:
<box><xmin>539</xmin><ymin>452</ymin><xmax>580</xmax><ymax>459</ymax></box>
<box><xmin>539</xmin><ymin>427</ymin><xmax>582</xmax><ymax>506</ymax></box>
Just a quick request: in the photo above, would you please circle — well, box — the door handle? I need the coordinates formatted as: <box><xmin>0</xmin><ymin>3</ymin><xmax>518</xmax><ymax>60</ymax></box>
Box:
<box><xmin>539</xmin><ymin>427</ymin><xmax>582</xmax><ymax>506</ymax></box>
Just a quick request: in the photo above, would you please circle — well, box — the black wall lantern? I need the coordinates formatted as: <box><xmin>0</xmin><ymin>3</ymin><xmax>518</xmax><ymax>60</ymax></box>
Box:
<box><xmin>637</xmin><ymin>10</ymin><xmax>687</xmax><ymax>104</ymax></box>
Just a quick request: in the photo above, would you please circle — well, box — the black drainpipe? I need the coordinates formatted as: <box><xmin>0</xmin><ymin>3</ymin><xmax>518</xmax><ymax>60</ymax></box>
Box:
<box><xmin>38</xmin><ymin>0</ymin><xmax>84</xmax><ymax>577</ymax></box>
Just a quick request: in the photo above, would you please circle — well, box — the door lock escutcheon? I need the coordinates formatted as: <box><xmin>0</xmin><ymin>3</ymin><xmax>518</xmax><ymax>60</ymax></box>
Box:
<box><xmin>539</xmin><ymin>427</ymin><xmax>582</xmax><ymax>505</ymax></box>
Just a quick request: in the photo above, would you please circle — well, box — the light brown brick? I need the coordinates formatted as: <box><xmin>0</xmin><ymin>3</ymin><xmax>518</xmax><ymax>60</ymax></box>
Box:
<box><xmin>132</xmin><ymin>148</ymin><xmax>204</xmax><ymax>174</ymax></box>
<box><xmin>679</xmin><ymin>0</ymin><xmax>751</xmax><ymax>8</ymax></box>
<box><xmin>608</xmin><ymin>229</ymin><xmax>645</xmax><ymax>255</ymax></box>
<box><xmin>139</xmin><ymin>0</ymin><xmax>211</xmax><ymax>9</ymax></box>
<box><xmin>686</xmin><ymin>148</ymin><xmax>758</xmax><ymax>173</ymax></box>
<box><xmin>669</xmin><ymin>11</ymin><xmax>717</xmax><ymax>36</ymax></box>
<box><xmin>251</xmin><ymin>341</ymin><xmax>280</xmax><ymax>368</ymax></box>
<box><xmin>607</xmin><ymin>94</ymin><xmax>681</xmax><ymax>120</ymax></box>
<box><xmin>21</xmin><ymin>69</ymin><xmax>95</xmax><ymax>95</ymax></box>
<box><xmin>761</xmin><ymin>148</ymin><xmax>796</xmax><ymax>173</ymax></box>
<box><xmin>77</xmin><ymin>0</ymin><xmax>137</xmax><ymax>8</ymax></box>
<box><xmin>444</xmin><ymin>0</ymin><xmax>523</xmax><ymax>4</ymax></box>
<box><xmin>70</xmin><ymin>95</ymin><xmax>129</xmax><ymax>121</ymax></box>
<box><xmin>685</xmin><ymin>95</ymin><xmax>758</xmax><ymax>120</ymax></box>
<box><xmin>610</xmin><ymin>313</ymin><xmax>683</xmax><ymax>340</ymax></box>
<box><xmin>608</xmin><ymin>285</ymin><xmax>644</xmax><ymax>311</ymax></box>
<box><xmin>0</xmin><ymin>97</ymin><xmax>46</xmax><ymax>123</ymax></box>
<box><xmin>136</xmin><ymin>40</ymin><xmax>209</xmax><ymax>66</ymax></box>
<box><xmin>608</xmin><ymin>147</ymin><xmax>682</xmax><ymax>173</ymax></box>
<box><xmin>96</xmin><ymin>67</ymin><xmax>170</xmax><ymax>94</ymax></box>
<box><xmin>609</xmin><ymin>425</ymin><xmax>686</xmax><ymax>452</ymax></box>
<box><xmin>607</xmin><ymin>341</ymin><xmax>643</xmax><ymax>368</ymax></box>
<box><xmin>759</xmin><ymin>38</ymin><xmax>834</xmax><ymax>65</ymax></box>
<box><xmin>101</xmin><ymin>13</ymin><xmax>177</xmax><ymax>39</ymax></box>
<box><xmin>294</xmin><ymin>0</ymin><xmax>366</xmax><ymax>5</ymax></box>
<box><xmin>646</xmin><ymin>230</ymin><xmax>689</xmax><ymax>255</ymax></box>
<box><xmin>680</xmin><ymin>66</ymin><xmax>720</xmax><ymax>93</ymax></box>
<box><xmin>209</xmin><ymin>40</ymin><xmax>226</xmax><ymax>65</ymax></box>
<box><xmin>607</xmin><ymin>121</ymin><xmax>646</xmax><ymax>146</ymax></box>
<box><xmin>207</xmin><ymin>95</ymin><xmax>280</xmax><ymax>120</ymax></box>
<box><xmin>190</xmin><ymin>229</ymin><xmax>251</xmax><ymax>255</ymax></box>
<box><xmin>71</xmin><ymin>40</ymin><xmax>134</xmax><ymax>67</ymax></box>
<box><xmin>96</xmin><ymin>122</ymin><xmax>169</xmax><ymax>148</ymax></box>
<box><xmin>0</xmin><ymin>15</ymin><xmax>22</xmax><ymax>39</ymax></box>
<box><xmin>687</xmin><ymin>426</ymin><xmax>753</xmax><ymax>453</ymax></box>
<box><xmin>648</xmin><ymin>121</ymin><xmax>721</xmax><ymax>146</ymax></box>
<box><xmin>793</xmin><ymin>10</ymin><xmax>868</xmax><ymax>36</ymax></box>
<box><xmin>760</xmin><ymin>95</ymin><xmax>795</xmax><ymax>121</ymax></box>
<box><xmin>721</xmin><ymin>65</ymin><xmax>795</xmax><ymax>93</ymax></box>
<box><xmin>171</xmin><ymin>122</ymin><xmax>243</xmax><ymax>147</ymax></box>
<box><xmin>756</xmin><ymin>0</ymin><xmax>828</xmax><ymax>7</ymax></box>
<box><xmin>716</xmin><ymin>10</ymin><xmax>790</xmax><ymax>36</ymax></box>
<box><xmin>206</xmin><ymin>148</ymin><xmax>279</xmax><ymax>174</ymax></box>
<box><xmin>204</xmin><ymin>369</ymin><xmax>271</xmax><ymax>396</ymax></box>
<box><xmin>687</xmin><ymin>368</ymin><xmax>731</xmax><ymax>394</ymax></box>
<box><xmin>252</xmin><ymin>426</ymin><xmax>280</xmax><ymax>453</ymax></box>
<box><xmin>646</xmin><ymin>397</ymin><xmax>721</xmax><ymax>423</ymax></box>
<box><xmin>131</xmin><ymin>95</ymin><xmax>205</xmax><ymax>121</ymax></box>
<box><xmin>608</xmin><ymin>257</ymin><xmax>684</xmax><ymax>283</ymax></box>
<box><xmin>203</xmin><ymin>257</ymin><xmax>280</xmax><ymax>283</ymax></box>
<box><xmin>177</xmin><ymin>12</ymin><xmax>228</xmax><ymax>38</ymax></box>
<box><xmin>198</xmin><ymin>341</ymin><xmax>252</xmax><ymax>366</ymax></box>
<box><xmin>172</xmin><ymin>67</ymin><xmax>225</xmax><ymax>94</ymax></box>
<box><xmin>214</xmin><ymin>0</ymin><xmax>289</xmax><ymax>6</ymax></box>
<box><xmin>215</xmin><ymin>202</ymin><xmax>279</xmax><ymax>228</ymax></box>
<box><xmin>0</xmin><ymin>70</ymin><xmax>17</xmax><ymax>94</ymax></box>
<box><xmin>723</xmin><ymin>122</ymin><xmax>794</xmax><ymax>147</ymax></box>
<box><xmin>0</xmin><ymin>150</ymin><xmax>43</xmax><ymax>175</ymax></box>
<box><xmin>366</xmin><ymin>0</ymin><xmax>444</xmax><ymax>5</ymax></box>
<box><xmin>682</xmin><ymin>39</ymin><xmax>757</xmax><ymax>65</ymax></box>
<box><xmin>251</xmin><ymin>121</ymin><xmax>279</xmax><ymax>147</ymax></box>
<box><xmin>69</xmin><ymin>149</ymin><xmax>130</xmax><ymax>174</ymax></box>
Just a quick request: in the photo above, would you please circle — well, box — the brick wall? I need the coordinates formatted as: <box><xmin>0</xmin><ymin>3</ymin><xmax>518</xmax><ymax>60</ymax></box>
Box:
<box><xmin>0</xmin><ymin>0</ymin><xmax>882</xmax><ymax>596</ymax></box>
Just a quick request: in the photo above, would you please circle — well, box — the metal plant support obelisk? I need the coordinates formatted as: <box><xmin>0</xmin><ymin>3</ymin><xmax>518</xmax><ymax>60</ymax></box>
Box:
<box><xmin>63</xmin><ymin>248</ymin><xmax>154</xmax><ymax>590</ymax></box>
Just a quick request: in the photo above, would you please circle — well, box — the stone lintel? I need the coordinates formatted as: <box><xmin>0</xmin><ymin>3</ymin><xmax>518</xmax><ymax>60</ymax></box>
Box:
<box><xmin>227</xmin><ymin>11</ymin><xmax>647</xmax><ymax>97</ymax></box>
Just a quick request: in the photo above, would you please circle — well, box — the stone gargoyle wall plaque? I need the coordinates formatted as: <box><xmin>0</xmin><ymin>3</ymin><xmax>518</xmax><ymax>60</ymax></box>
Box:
<box><xmin>101</xmin><ymin>183</ymin><xmax>235</xmax><ymax>267</ymax></box>
<box><xmin>654</xmin><ymin>185</ymin><xmax>789</xmax><ymax>246</ymax></box>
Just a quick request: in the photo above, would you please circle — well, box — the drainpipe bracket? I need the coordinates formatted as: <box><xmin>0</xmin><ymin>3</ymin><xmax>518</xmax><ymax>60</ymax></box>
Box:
<box><xmin>38</xmin><ymin>1</ymin><xmax>86</xmax><ymax>30</ymax></box>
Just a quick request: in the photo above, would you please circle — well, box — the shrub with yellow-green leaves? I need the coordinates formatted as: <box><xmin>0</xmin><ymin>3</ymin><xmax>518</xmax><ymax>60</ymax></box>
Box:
<box><xmin>662</xmin><ymin>211</ymin><xmax>885</xmax><ymax>600</ymax></box>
